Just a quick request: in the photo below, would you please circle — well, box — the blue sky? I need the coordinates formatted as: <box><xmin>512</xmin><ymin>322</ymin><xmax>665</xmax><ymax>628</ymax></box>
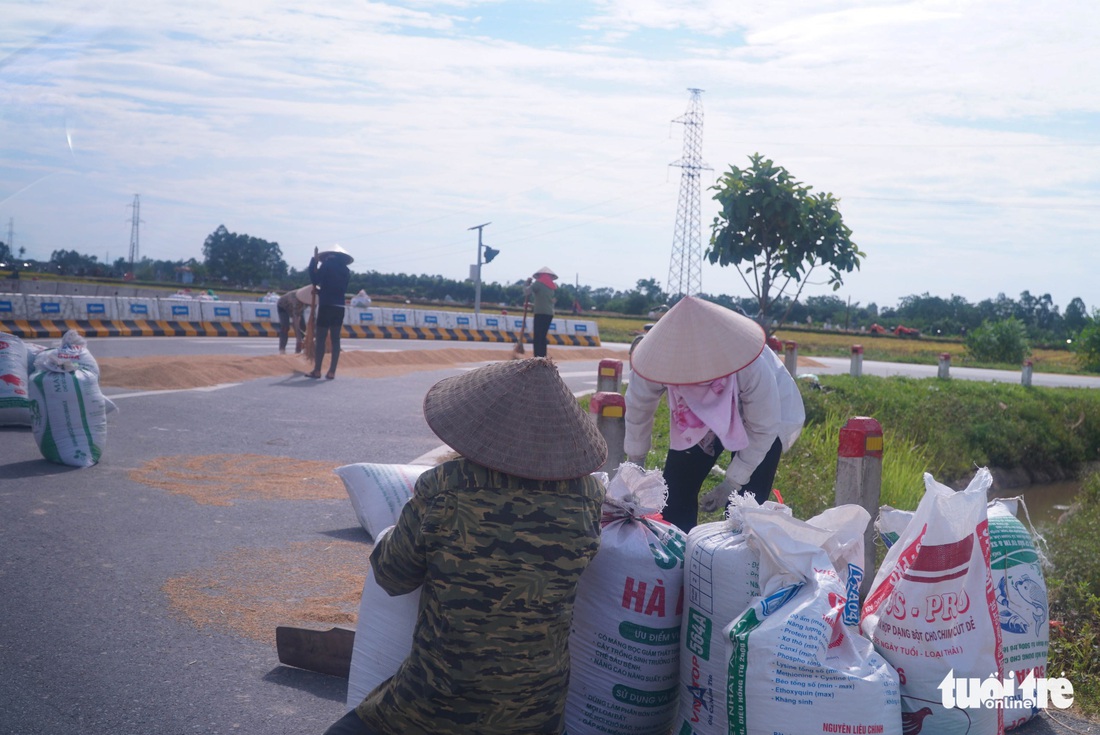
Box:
<box><xmin>2</xmin><ymin>0</ymin><xmax>1098</xmax><ymax>313</ymax></box>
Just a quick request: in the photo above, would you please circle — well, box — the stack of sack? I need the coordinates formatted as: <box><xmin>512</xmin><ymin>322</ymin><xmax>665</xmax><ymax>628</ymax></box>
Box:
<box><xmin>1</xmin><ymin>330</ymin><xmax>112</xmax><ymax>467</ymax></box>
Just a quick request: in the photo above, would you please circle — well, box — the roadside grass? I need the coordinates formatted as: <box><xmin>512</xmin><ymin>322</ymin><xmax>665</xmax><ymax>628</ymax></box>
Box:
<box><xmin>773</xmin><ymin>329</ymin><xmax>1082</xmax><ymax>374</ymax></box>
<box><xmin>585</xmin><ymin>371</ymin><xmax>1100</xmax><ymax>717</ymax></box>
<box><xmin>1045</xmin><ymin>471</ymin><xmax>1100</xmax><ymax>715</ymax></box>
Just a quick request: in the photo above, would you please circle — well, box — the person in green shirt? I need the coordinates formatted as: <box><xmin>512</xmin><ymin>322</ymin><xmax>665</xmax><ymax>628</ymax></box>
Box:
<box><xmin>327</xmin><ymin>358</ymin><xmax>607</xmax><ymax>735</ymax></box>
<box><xmin>524</xmin><ymin>266</ymin><xmax>558</xmax><ymax>357</ymax></box>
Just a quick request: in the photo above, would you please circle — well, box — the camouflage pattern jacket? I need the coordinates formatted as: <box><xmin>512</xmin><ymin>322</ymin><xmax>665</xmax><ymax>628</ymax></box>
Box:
<box><xmin>355</xmin><ymin>458</ymin><xmax>605</xmax><ymax>735</ymax></box>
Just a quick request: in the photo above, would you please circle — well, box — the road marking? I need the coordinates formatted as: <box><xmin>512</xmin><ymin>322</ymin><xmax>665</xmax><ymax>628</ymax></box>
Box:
<box><xmin>106</xmin><ymin>383</ymin><xmax>241</xmax><ymax>400</ymax></box>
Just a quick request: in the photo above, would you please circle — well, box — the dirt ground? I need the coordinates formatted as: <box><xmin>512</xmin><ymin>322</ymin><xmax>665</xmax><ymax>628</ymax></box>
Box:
<box><xmin>98</xmin><ymin>346</ymin><xmax>632</xmax><ymax>391</ymax></box>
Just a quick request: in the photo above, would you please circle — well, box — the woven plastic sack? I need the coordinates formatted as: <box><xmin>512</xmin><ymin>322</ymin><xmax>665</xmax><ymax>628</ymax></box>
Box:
<box><xmin>563</xmin><ymin>463</ymin><xmax>687</xmax><ymax>735</ymax></box>
<box><xmin>345</xmin><ymin>526</ymin><xmax>421</xmax><ymax>710</ymax></box>
<box><xmin>0</xmin><ymin>332</ymin><xmax>32</xmax><ymax>426</ymax></box>
<box><xmin>723</xmin><ymin>508</ymin><xmax>901</xmax><ymax>735</ymax></box>
<box><xmin>334</xmin><ymin>463</ymin><xmax>427</xmax><ymax>539</ymax></box>
<box><xmin>29</xmin><ymin>362</ymin><xmax>108</xmax><ymax>467</ymax></box>
<box><xmin>675</xmin><ymin>500</ymin><xmax>872</xmax><ymax>735</ymax></box>
<box><xmin>988</xmin><ymin>498</ymin><xmax>1049</xmax><ymax>730</ymax></box>
<box><xmin>861</xmin><ymin>469</ymin><xmax>1003</xmax><ymax>735</ymax></box>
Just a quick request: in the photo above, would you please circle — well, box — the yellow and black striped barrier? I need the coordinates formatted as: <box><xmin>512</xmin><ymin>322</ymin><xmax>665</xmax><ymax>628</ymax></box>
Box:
<box><xmin>0</xmin><ymin>319</ymin><xmax>601</xmax><ymax>346</ymax></box>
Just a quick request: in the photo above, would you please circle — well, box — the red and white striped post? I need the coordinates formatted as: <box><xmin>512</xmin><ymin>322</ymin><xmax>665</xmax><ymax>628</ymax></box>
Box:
<box><xmin>590</xmin><ymin>392</ymin><xmax>626</xmax><ymax>474</ymax></box>
<box><xmin>783</xmin><ymin>340</ymin><xmax>798</xmax><ymax>377</ymax></box>
<box><xmin>850</xmin><ymin>344</ymin><xmax>864</xmax><ymax>377</ymax></box>
<box><xmin>835</xmin><ymin>416</ymin><xmax>883</xmax><ymax>600</ymax></box>
<box><xmin>937</xmin><ymin>352</ymin><xmax>951</xmax><ymax>379</ymax></box>
<box><xmin>596</xmin><ymin>358</ymin><xmax>622</xmax><ymax>394</ymax></box>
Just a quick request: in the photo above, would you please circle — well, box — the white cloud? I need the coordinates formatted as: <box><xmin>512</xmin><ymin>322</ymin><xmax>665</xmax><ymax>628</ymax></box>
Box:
<box><xmin>1</xmin><ymin>0</ymin><xmax>1098</xmax><ymax>310</ymax></box>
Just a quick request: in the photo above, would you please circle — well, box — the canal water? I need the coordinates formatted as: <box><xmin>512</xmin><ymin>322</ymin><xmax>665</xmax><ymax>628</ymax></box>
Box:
<box><xmin>993</xmin><ymin>479</ymin><xmax>1082</xmax><ymax>529</ymax></box>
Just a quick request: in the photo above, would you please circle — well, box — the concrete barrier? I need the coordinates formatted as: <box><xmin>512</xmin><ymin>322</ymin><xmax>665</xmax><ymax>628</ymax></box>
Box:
<box><xmin>24</xmin><ymin>294</ymin><xmax>69</xmax><ymax>319</ymax></box>
<box><xmin>70</xmin><ymin>296</ymin><xmax>119</xmax><ymax>321</ymax></box>
<box><xmin>241</xmin><ymin>302</ymin><xmax>278</xmax><ymax>322</ymax></box>
<box><xmin>0</xmin><ymin>294</ymin><xmax>26</xmax><ymax>319</ymax></box>
<box><xmin>345</xmin><ymin>307</ymin><xmax>382</xmax><ymax>326</ymax></box>
<box><xmin>1022</xmin><ymin>359</ymin><xmax>1033</xmax><ymax>387</ymax></box>
<box><xmin>850</xmin><ymin>344</ymin><xmax>864</xmax><ymax>377</ymax></box>
<box><xmin>200</xmin><ymin>301</ymin><xmax>241</xmax><ymax>322</ymax></box>
<box><xmin>159</xmin><ymin>299</ymin><xmax>202</xmax><ymax>321</ymax></box>
<box><xmin>381</xmin><ymin>307</ymin><xmax>416</xmax><ymax>328</ymax></box>
<box><xmin>938</xmin><ymin>352</ymin><xmax>951</xmax><ymax>379</ymax></box>
<box><xmin>476</xmin><ymin>314</ymin><xmax>507</xmax><ymax>332</ymax></box>
<box><xmin>116</xmin><ymin>297</ymin><xmax>159</xmax><ymax>319</ymax></box>
<box><xmin>568</xmin><ymin>319</ymin><xmax>598</xmax><ymax>337</ymax></box>
<box><xmin>415</xmin><ymin>310</ymin><xmax>454</xmax><ymax>329</ymax></box>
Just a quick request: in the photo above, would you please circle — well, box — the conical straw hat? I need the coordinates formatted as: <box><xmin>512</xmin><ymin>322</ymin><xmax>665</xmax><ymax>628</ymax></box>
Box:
<box><xmin>423</xmin><ymin>358</ymin><xmax>607</xmax><ymax>480</ymax></box>
<box><xmin>630</xmin><ymin>296</ymin><xmax>766</xmax><ymax>385</ymax></box>
<box><xmin>319</xmin><ymin>244</ymin><xmax>354</xmax><ymax>264</ymax></box>
<box><xmin>533</xmin><ymin>266</ymin><xmax>558</xmax><ymax>279</ymax></box>
<box><xmin>294</xmin><ymin>285</ymin><xmax>315</xmax><ymax>304</ymax></box>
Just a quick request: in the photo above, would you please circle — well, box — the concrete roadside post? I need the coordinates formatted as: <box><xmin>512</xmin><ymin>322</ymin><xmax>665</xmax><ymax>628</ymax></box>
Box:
<box><xmin>834</xmin><ymin>416</ymin><xmax>883</xmax><ymax>601</ymax></box>
<box><xmin>596</xmin><ymin>359</ymin><xmax>622</xmax><ymax>394</ymax></box>
<box><xmin>783</xmin><ymin>340</ymin><xmax>798</xmax><ymax>377</ymax></box>
<box><xmin>850</xmin><ymin>344</ymin><xmax>864</xmax><ymax>377</ymax></box>
<box><xmin>1022</xmin><ymin>359</ymin><xmax>1034</xmax><ymax>387</ymax></box>
<box><xmin>590</xmin><ymin>392</ymin><xmax>625</xmax><ymax>475</ymax></box>
<box><xmin>938</xmin><ymin>352</ymin><xmax>951</xmax><ymax>379</ymax></box>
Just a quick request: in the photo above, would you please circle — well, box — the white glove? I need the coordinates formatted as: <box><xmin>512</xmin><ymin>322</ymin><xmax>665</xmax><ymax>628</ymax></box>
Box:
<box><xmin>626</xmin><ymin>454</ymin><xmax>647</xmax><ymax>467</ymax></box>
<box><xmin>699</xmin><ymin>477</ymin><xmax>742</xmax><ymax>513</ymax></box>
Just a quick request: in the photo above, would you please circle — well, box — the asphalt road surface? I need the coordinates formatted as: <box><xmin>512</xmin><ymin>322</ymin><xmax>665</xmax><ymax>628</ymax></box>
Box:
<box><xmin>1</xmin><ymin>336</ymin><xmax>1095</xmax><ymax>734</ymax></box>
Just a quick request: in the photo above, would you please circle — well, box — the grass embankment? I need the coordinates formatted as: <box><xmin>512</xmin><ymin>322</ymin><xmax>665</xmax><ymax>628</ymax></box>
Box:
<box><xmin>589</xmin><ymin>375</ymin><xmax>1100</xmax><ymax>715</ymax></box>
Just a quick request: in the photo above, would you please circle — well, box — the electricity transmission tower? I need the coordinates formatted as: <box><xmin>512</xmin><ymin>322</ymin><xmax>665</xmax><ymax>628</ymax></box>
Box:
<box><xmin>127</xmin><ymin>194</ymin><xmax>141</xmax><ymax>272</ymax></box>
<box><xmin>666</xmin><ymin>88</ymin><xmax>711</xmax><ymax>300</ymax></box>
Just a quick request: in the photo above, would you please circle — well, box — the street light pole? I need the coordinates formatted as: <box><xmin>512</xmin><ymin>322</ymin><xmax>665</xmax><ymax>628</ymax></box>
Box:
<box><xmin>468</xmin><ymin>222</ymin><xmax>490</xmax><ymax>319</ymax></box>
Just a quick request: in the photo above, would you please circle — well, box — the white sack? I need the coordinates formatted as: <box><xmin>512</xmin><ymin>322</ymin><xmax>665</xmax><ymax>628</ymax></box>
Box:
<box><xmin>564</xmin><ymin>463</ymin><xmax>687</xmax><ymax>735</ymax></box>
<box><xmin>861</xmin><ymin>469</ymin><xmax>1003</xmax><ymax>735</ymax></box>
<box><xmin>719</xmin><ymin>509</ymin><xmax>902</xmax><ymax>735</ymax></box>
<box><xmin>0</xmin><ymin>332</ymin><xmax>32</xmax><ymax>426</ymax></box>
<box><xmin>29</xmin><ymin>365</ymin><xmax>107</xmax><ymax>467</ymax></box>
<box><xmin>345</xmin><ymin>526</ymin><xmax>421</xmax><ymax>710</ymax></box>
<box><xmin>334</xmin><ymin>463</ymin><xmax>427</xmax><ymax>539</ymax></box>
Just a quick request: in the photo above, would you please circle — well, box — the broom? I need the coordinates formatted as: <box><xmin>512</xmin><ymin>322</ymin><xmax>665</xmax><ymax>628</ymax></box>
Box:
<box><xmin>512</xmin><ymin>298</ymin><xmax>529</xmax><ymax>357</ymax></box>
<box><xmin>302</xmin><ymin>285</ymin><xmax>318</xmax><ymax>368</ymax></box>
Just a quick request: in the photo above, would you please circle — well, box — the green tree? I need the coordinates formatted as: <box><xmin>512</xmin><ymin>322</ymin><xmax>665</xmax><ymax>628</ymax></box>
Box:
<box><xmin>1065</xmin><ymin>297</ymin><xmax>1091</xmax><ymax>335</ymax></box>
<box><xmin>965</xmin><ymin>318</ymin><xmax>1030</xmax><ymax>364</ymax></box>
<box><xmin>706</xmin><ymin>153</ymin><xmax>862</xmax><ymax>333</ymax></box>
<box><xmin>1075</xmin><ymin>313</ymin><xmax>1100</xmax><ymax>372</ymax></box>
<box><xmin>202</xmin><ymin>225</ymin><xmax>288</xmax><ymax>287</ymax></box>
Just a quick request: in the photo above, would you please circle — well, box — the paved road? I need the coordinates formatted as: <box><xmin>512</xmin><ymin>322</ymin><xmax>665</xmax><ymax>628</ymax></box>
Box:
<box><xmin>1</xmin><ymin>336</ymin><xmax>1095</xmax><ymax>734</ymax></box>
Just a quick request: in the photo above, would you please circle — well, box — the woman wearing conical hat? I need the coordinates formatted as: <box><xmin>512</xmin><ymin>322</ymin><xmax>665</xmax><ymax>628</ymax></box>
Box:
<box><xmin>328</xmin><ymin>359</ymin><xmax>607</xmax><ymax>735</ymax></box>
<box><xmin>523</xmin><ymin>266</ymin><xmax>558</xmax><ymax>357</ymax></box>
<box><xmin>625</xmin><ymin>296</ymin><xmax>805</xmax><ymax>532</ymax></box>
<box><xmin>307</xmin><ymin>244</ymin><xmax>353</xmax><ymax>379</ymax></box>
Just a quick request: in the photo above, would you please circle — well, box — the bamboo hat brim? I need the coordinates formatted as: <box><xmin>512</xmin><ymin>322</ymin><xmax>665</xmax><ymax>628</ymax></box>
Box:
<box><xmin>629</xmin><ymin>296</ymin><xmax>766</xmax><ymax>385</ymax></box>
<box><xmin>294</xmin><ymin>285</ymin><xmax>315</xmax><ymax>304</ymax></box>
<box><xmin>534</xmin><ymin>266</ymin><xmax>558</xmax><ymax>279</ymax></box>
<box><xmin>319</xmin><ymin>244</ymin><xmax>354</xmax><ymax>264</ymax></box>
<box><xmin>423</xmin><ymin>358</ymin><xmax>607</xmax><ymax>480</ymax></box>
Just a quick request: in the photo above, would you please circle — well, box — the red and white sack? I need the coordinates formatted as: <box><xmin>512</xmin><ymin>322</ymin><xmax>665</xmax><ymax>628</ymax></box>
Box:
<box><xmin>675</xmin><ymin>495</ymin><xmax>791</xmax><ymax>734</ymax></box>
<box><xmin>345</xmin><ymin>526</ymin><xmax>421</xmax><ymax>710</ymax></box>
<box><xmin>861</xmin><ymin>468</ymin><xmax>1003</xmax><ymax>735</ymax></box>
<box><xmin>0</xmin><ymin>332</ymin><xmax>32</xmax><ymax>426</ymax></box>
<box><xmin>723</xmin><ymin>508</ymin><xmax>901</xmax><ymax>735</ymax></box>
<box><xmin>988</xmin><ymin>498</ymin><xmax>1049</xmax><ymax>730</ymax></box>
<box><xmin>334</xmin><ymin>463</ymin><xmax>426</xmax><ymax>540</ymax></box>
<box><xmin>564</xmin><ymin>463</ymin><xmax>687</xmax><ymax>735</ymax></box>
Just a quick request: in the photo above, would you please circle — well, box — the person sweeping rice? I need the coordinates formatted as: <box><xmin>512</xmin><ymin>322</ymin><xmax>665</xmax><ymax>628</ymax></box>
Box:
<box><xmin>306</xmin><ymin>244</ymin><xmax>353</xmax><ymax>379</ymax></box>
<box><xmin>325</xmin><ymin>358</ymin><xmax>607</xmax><ymax>735</ymax></box>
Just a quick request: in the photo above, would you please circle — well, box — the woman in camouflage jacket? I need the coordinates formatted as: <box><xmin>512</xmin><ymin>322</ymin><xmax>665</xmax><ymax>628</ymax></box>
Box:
<box><xmin>327</xmin><ymin>358</ymin><xmax>608</xmax><ymax>735</ymax></box>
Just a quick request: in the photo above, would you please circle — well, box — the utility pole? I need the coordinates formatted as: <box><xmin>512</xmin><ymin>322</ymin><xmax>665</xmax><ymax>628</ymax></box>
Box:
<box><xmin>667</xmin><ymin>88</ymin><xmax>711</xmax><ymax>301</ymax></box>
<box><xmin>468</xmin><ymin>222</ymin><xmax>491</xmax><ymax>318</ymax></box>
<box><xmin>128</xmin><ymin>194</ymin><xmax>141</xmax><ymax>274</ymax></box>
